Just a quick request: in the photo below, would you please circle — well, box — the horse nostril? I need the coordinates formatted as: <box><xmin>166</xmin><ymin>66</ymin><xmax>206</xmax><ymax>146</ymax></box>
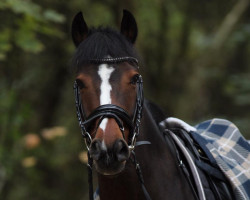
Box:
<box><xmin>89</xmin><ymin>140</ymin><xmax>102</xmax><ymax>161</ymax></box>
<box><xmin>114</xmin><ymin>139</ymin><xmax>129</xmax><ymax>162</ymax></box>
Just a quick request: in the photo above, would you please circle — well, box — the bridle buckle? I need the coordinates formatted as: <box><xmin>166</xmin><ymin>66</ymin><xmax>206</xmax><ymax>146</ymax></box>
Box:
<box><xmin>128</xmin><ymin>132</ymin><xmax>137</xmax><ymax>152</ymax></box>
<box><xmin>84</xmin><ymin>131</ymin><xmax>92</xmax><ymax>151</ymax></box>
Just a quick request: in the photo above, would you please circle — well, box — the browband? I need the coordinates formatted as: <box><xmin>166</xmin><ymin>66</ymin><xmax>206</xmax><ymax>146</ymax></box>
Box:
<box><xmin>79</xmin><ymin>57</ymin><xmax>139</xmax><ymax>66</ymax></box>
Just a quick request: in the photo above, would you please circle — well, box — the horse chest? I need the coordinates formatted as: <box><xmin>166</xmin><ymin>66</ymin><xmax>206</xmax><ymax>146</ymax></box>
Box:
<box><xmin>98</xmin><ymin>170</ymin><xmax>145</xmax><ymax>200</ymax></box>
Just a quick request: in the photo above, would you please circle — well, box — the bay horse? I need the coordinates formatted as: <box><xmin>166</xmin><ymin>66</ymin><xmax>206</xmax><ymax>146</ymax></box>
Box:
<box><xmin>71</xmin><ymin>10</ymin><xmax>196</xmax><ymax>200</ymax></box>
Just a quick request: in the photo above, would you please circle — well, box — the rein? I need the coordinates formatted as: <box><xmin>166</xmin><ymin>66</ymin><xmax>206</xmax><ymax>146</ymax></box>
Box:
<box><xmin>73</xmin><ymin>56</ymin><xmax>152</xmax><ymax>200</ymax></box>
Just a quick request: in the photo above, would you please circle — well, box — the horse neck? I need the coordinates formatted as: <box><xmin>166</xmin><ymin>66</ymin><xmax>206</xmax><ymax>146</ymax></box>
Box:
<box><xmin>97</xmin><ymin>102</ymin><xmax>194</xmax><ymax>200</ymax></box>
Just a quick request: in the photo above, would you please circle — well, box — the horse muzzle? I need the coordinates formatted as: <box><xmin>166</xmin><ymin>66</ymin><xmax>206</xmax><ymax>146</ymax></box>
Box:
<box><xmin>89</xmin><ymin>138</ymin><xmax>130</xmax><ymax>175</ymax></box>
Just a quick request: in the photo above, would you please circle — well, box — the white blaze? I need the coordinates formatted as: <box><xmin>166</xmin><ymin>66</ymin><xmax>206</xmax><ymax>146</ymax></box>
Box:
<box><xmin>98</xmin><ymin>64</ymin><xmax>114</xmax><ymax>131</ymax></box>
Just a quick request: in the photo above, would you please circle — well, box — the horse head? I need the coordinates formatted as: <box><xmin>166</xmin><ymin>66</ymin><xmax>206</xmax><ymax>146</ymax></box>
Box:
<box><xmin>71</xmin><ymin>10</ymin><xmax>143</xmax><ymax>176</ymax></box>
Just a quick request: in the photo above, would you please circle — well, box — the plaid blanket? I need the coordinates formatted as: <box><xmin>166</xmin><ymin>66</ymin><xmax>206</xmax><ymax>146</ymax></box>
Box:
<box><xmin>192</xmin><ymin>118</ymin><xmax>250</xmax><ymax>200</ymax></box>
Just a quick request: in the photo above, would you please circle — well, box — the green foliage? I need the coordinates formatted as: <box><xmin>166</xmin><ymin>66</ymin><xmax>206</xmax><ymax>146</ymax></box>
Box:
<box><xmin>15</xmin><ymin>16</ymin><xmax>45</xmax><ymax>52</ymax></box>
<box><xmin>43</xmin><ymin>9</ymin><xmax>65</xmax><ymax>23</ymax></box>
<box><xmin>0</xmin><ymin>0</ymin><xmax>65</xmax><ymax>58</ymax></box>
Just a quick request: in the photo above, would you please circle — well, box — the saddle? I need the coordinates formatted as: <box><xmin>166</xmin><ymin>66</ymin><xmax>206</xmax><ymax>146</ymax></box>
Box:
<box><xmin>160</xmin><ymin>117</ymin><xmax>250</xmax><ymax>200</ymax></box>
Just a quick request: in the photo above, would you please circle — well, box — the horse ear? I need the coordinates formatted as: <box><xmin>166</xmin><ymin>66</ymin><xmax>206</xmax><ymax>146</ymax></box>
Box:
<box><xmin>71</xmin><ymin>12</ymin><xmax>88</xmax><ymax>47</ymax></box>
<box><xmin>120</xmin><ymin>9</ymin><xmax>138</xmax><ymax>44</ymax></box>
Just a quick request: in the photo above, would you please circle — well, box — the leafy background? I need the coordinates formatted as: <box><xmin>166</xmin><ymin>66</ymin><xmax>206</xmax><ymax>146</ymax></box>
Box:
<box><xmin>0</xmin><ymin>0</ymin><xmax>250</xmax><ymax>199</ymax></box>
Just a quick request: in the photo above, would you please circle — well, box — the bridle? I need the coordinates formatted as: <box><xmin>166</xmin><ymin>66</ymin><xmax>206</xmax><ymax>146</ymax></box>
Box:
<box><xmin>73</xmin><ymin>56</ymin><xmax>144</xmax><ymax>152</ymax></box>
<box><xmin>73</xmin><ymin>56</ymin><xmax>152</xmax><ymax>200</ymax></box>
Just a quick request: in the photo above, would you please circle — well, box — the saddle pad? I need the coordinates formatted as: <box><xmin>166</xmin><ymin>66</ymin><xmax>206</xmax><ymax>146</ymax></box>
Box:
<box><xmin>193</xmin><ymin>118</ymin><xmax>250</xmax><ymax>200</ymax></box>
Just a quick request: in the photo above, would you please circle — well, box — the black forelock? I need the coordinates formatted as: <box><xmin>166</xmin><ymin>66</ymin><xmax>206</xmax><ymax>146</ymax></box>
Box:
<box><xmin>71</xmin><ymin>27</ymin><xmax>138</xmax><ymax>72</ymax></box>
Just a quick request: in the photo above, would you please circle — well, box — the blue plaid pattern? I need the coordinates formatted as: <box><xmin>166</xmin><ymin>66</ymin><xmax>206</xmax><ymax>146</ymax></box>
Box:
<box><xmin>194</xmin><ymin>118</ymin><xmax>250</xmax><ymax>200</ymax></box>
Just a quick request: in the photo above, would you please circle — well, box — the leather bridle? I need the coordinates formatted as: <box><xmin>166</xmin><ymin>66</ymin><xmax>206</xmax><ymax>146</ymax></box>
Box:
<box><xmin>73</xmin><ymin>57</ymin><xmax>153</xmax><ymax>200</ymax></box>
<box><xmin>73</xmin><ymin>56</ymin><xmax>144</xmax><ymax>152</ymax></box>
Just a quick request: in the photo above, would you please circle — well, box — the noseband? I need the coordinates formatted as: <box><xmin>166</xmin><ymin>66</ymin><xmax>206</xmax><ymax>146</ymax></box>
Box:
<box><xmin>73</xmin><ymin>56</ymin><xmax>144</xmax><ymax>151</ymax></box>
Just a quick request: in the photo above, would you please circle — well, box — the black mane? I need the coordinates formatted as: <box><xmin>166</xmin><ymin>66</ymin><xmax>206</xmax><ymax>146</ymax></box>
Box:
<box><xmin>72</xmin><ymin>27</ymin><xmax>138</xmax><ymax>72</ymax></box>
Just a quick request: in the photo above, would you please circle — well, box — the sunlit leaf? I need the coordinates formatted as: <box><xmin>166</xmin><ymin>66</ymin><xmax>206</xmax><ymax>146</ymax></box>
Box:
<box><xmin>43</xmin><ymin>9</ymin><xmax>65</xmax><ymax>23</ymax></box>
<box><xmin>6</xmin><ymin>0</ymin><xmax>42</xmax><ymax>19</ymax></box>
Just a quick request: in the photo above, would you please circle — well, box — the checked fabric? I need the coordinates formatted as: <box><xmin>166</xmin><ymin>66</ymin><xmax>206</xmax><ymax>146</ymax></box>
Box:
<box><xmin>192</xmin><ymin>118</ymin><xmax>250</xmax><ymax>200</ymax></box>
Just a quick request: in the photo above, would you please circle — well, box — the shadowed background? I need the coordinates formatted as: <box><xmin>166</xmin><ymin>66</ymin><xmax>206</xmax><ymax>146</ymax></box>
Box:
<box><xmin>0</xmin><ymin>0</ymin><xmax>250</xmax><ymax>199</ymax></box>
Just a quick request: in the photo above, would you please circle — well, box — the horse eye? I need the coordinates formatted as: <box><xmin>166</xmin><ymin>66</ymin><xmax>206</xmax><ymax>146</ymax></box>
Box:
<box><xmin>76</xmin><ymin>79</ymin><xmax>85</xmax><ymax>89</ymax></box>
<box><xmin>130</xmin><ymin>74</ymin><xmax>139</xmax><ymax>85</ymax></box>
